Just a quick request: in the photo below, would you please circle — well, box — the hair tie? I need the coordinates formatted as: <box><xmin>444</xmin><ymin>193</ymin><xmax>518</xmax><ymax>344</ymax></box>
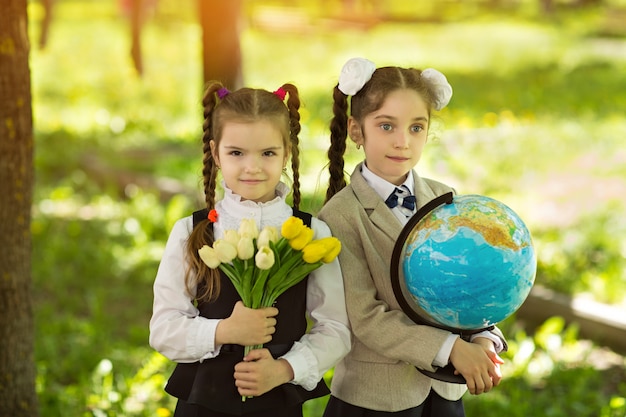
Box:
<box><xmin>217</xmin><ymin>87</ymin><xmax>230</xmax><ymax>99</ymax></box>
<box><xmin>338</xmin><ymin>57</ymin><xmax>376</xmax><ymax>96</ymax></box>
<box><xmin>273</xmin><ymin>87</ymin><xmax>287</xmax><ymax>101</ymax></box>
<box><xmin>207</xmin><ymin>209</ymin><xmax>218</xmax><ymax>223</ymax></box>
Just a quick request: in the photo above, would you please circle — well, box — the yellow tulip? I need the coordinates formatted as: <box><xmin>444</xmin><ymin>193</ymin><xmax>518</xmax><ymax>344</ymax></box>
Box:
<box><xmin>281</xmin><ymin>216</ymin><xmax>305</xmax><ymax>240</ymax></box>
<box><xmin>321</xmin><ymin>237</ymin><xmax>342</xmax><ymax>263</ymax></box>
<box><xmin>223</xmin><ymin>229</ymin><xmax>240</xmax><ymax>246</ymax></box>
<box><xmin>198</xmin><ymin>245</ymin><xmax>220</xmax><ymax>268</ymax></box>
<box><xmin>301</xmin><ymin>240</ymin><xmax>328</xmax><ymax>264</ymax></box>
<box><xmin>238</xmin><ymin>218</ymin><xmax>259</xmax><ymax>239</ymax></box>
<box><xmin>255</xmin><ymin>246</ymin><xmax>275</xmax><ymax>270</ymax></box>
<box><xmin>237</xmin><ymin>236</ymin><xmax>255</xmax><ymax>260</ymax></box>
<box><xmin>213</xmin><ymin>240</ymin><xmax>238</xmax><ymax>263</ymax></box>
<box><xmin>289</xmin><ymin>227</ymin><xmax>315</xmax><ymax>251</ymax></box>
<box><xmin>257</xmin><ymin>226</ymin><xmax>279</xmax><ymax>248</ymax></box>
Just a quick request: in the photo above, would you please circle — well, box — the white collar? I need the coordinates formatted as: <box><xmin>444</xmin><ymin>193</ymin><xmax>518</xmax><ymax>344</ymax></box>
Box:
<box><xmin>361</xmin><ymin>162</ymin><xmax>415</xmax><ymax>201</ymax></box>
<box><xmin>213</xmin><ymin>181</ymin><xmax>293</xmax><ymax>238</ymax></box>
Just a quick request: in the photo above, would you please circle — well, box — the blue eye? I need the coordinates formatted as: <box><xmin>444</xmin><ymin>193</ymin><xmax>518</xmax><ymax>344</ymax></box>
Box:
<box><xmin>380</xmin><ymin>123</ymin><xmax>393</xmax><ymax>131</ymax></box>
<box><xmin>411</xmin><ymin>125</ymin><xmax>423</xmax><ymax>133</ymax></box>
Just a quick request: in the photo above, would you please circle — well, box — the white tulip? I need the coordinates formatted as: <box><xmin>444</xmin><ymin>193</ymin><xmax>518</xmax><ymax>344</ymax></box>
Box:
<box><xmin>198</xmin><ymin>245</ymin><xmax>220</xmax><ymax>269</ymax></box>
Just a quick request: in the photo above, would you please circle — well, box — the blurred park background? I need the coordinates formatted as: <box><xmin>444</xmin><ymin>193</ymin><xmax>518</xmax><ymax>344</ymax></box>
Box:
<box><xmin>25</xmin><ymin>0</ymin><xmax>626</xmax><ymax>415</ymax></box>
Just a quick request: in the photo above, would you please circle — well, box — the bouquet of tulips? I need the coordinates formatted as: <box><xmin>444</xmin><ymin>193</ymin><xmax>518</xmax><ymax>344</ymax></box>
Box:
<box><xmin>198</xmin><ymin>215</ymin><xmax>341</xmax><ymax>351</ymax></box>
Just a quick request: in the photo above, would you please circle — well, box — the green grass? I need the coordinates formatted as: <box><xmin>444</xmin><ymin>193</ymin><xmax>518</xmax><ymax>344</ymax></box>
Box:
<box><xmin>27</xmin><ymin>0</ymin><xmax>626</xmax><ymax>415</ymax></box>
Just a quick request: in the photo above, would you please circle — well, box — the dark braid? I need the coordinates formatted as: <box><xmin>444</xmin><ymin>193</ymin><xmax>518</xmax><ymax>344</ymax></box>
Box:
<box><xmin>184</xmin><ymin>81</ymin><xmax>225</xmax><ymax>302</ymax></box>
<box><xmin>281</xmin><ymin>83</ymin><xmax>302</xmax><ymax>209</ymax></box>
<box><xmin>201</xmin><ymin>82</ymin><xmax>223</xmax><ymax>212</ymax></box>
<box><xmin>324</xmin><ymin>85</ymin><xmax>349</xmax><ymax>203</ymax></box>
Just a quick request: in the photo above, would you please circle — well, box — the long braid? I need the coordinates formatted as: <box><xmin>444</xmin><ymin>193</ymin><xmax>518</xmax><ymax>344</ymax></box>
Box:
<box><xmin>185</xmin><ymin>81</ymin><xmax>224</xmax><ymax>302</ymax></box>
<box><xmin>324</xmin><ymin>85</ymin><xmax>349</xmax><ymax>203</ymax></box>
<box><xmin>201</xmin><ymin>82</ymin><xmax>222</xmax><ymax>212</ymax></box>
<box><xmin>282</xmin><ymin>83</ymin><xmax>302</xmax><ymax>210</ymax></box>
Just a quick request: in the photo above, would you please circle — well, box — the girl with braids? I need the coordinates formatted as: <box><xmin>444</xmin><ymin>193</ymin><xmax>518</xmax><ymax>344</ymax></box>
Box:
<box><xmin>318</xmin><ymin>58</ymin><xmax>507</xmax><ymax>417</ymax></box>
<box><xmin>150</xmin><ymin>82</ymin><xmax>350</xmax><ymax>417</ymax></box>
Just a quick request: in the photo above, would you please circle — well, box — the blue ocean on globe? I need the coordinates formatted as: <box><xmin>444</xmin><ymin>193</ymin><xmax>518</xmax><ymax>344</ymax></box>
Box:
<box><xmin>401</xmin><ymin>194</ymin><xmax>536</xmax><ymax>330</ymax></box>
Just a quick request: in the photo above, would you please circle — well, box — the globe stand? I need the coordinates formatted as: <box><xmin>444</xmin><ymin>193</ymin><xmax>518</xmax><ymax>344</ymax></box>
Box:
<box><xmin>419</xmin><ymin>364</ymin><xmax>465</xmax><ymax>384</ymax></box>
<box><xmin>390</xmin><ymin>192</ymin><xmax>488</xmax><ymax>385</ymax></box>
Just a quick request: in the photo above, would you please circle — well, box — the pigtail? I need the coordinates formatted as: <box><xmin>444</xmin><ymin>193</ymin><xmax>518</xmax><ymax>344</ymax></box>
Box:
<box><xmin>281</xmin><ymin>83</ymin><xmax>302</xmax><ymax>210</ymax></box>
<box><xmin>324</xmin><ymin>85</ymin><xmax>349</xmax><ymax>203</ymax></box>
<box><xmin>184</xmin><ymin>81</ymin><xmax>224</xmax><ymax>303</ymax></box>
<box><xmin>200</xmin><ymin>81</ymin><xmax>223</xmax><ymax>212</ymax></box>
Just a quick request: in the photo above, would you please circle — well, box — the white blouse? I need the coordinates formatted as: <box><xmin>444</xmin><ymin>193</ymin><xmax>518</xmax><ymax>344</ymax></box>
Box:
<box><xmin>149</xmin><ymin>183</ymin><xmax>351</xmax><ymax>391</ymax></box>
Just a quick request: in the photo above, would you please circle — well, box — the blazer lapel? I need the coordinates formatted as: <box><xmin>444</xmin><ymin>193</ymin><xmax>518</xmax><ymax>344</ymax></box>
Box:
<box><xmin>350</xmin><ymin>163</ymin><xmax>404</xmax><ymax>241</ymax></box>
<box><xmin>349</xmin><ymin>164</ymin><xmax>448</xmax><ymax>241</ymax></box>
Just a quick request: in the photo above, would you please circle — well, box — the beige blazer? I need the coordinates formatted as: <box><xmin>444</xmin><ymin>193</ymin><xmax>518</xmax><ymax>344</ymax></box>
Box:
<box><xmin>319</xmin><ymin>163</ymin><xmax>504</xmax><ymax>411</ymax></box>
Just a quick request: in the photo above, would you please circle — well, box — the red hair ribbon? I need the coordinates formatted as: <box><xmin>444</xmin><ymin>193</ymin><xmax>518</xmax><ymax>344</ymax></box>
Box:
<box><xmin>273</xmin><ymin>87</ymin><xmax>287</xmax><ymax>101</ymax></box>
<box><xmin>207</xmin><ymin>209</ymin><xmax>218</xmax><ymax>223</ymax></box>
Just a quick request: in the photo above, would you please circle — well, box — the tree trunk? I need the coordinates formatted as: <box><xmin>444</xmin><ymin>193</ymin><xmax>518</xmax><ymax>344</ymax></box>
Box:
<box><xmin>39</xmin><ymin>0</ymin><xmax>54</xmax><ymax>49</ymax></box>
<box><xmin>0</xmin><ymin>0</ymin><xmax>38</xmax><ymax>415</ymax></box>
<box><xmin>129</xmin><ymin>0</ymin><xmax>144</xmax><ymax>75</ymax></box>
<box><xmin>198</xmin><ymin>0</ymin><xmax>243</xmax><ymax>89</ymax></box>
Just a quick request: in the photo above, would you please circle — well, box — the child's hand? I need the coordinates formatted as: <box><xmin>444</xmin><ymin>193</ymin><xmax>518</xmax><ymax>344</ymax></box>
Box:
<box><xmin>473</xmin><ymin>336</ymin><xmax>505</xmax><ymax>369</ymax></box>
<box><xmin>215</xmin><ymin>301</ymin><xmax>278</xmax><ymax>346</ymax></box>
<box><xmin>449</xmin><ymin>338</ymin><xmax>503</xmax><ymax>395</ymax></box>
<box><xmin>234</xmin><ymin>348</ymin><xmax>294</xmax><ymax>397</ymax></box>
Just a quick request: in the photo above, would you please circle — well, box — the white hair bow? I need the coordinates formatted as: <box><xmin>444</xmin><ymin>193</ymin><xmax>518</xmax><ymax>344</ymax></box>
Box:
<box><xmin>337</xmin><ymin>57</ymin><xmax>453</xmax><ymax>110</ymax></box>
<box><xmin>337</xmin><ymin>57</ymin><xmax>376</xmax><ymax>96</ymax></box>
<box><xmin>421</xmin><ymin>68</ymin><xmax>453</xmax><ymax>110</ymax></box>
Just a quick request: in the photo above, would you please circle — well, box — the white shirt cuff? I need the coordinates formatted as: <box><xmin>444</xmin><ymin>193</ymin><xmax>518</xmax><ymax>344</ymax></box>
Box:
<box><xmin>433</xmin><ymin>334</ymin><xmax>459</xmax><ymax>367</ymax></box>
<box><xmin>280</xmin><ymin>341</ymin><xmax>319</xmax><ymax>391</ymax></box>
<box><xmin>188</xmin><ymin>318</ymin><xmax>221</xmax><ymax>361</ymax></box>
<box><xmin>470</xmin><ymin>331</ymin><xmax>504</xmax><ymax>353</ymax></box>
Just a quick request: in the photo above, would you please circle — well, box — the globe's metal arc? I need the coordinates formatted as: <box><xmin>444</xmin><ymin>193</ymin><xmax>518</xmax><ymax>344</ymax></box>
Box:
<box><xmin>390</xmin><ymin>192</ymin><xmax>476</xmax><ymax>333</ymax></box>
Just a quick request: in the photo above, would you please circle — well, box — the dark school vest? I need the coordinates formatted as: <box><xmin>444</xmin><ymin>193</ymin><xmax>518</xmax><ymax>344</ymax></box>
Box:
<box><xmin>164</xmin><ymin>208</ymin><xmax>330</xmax><ymax>415</ymax></box>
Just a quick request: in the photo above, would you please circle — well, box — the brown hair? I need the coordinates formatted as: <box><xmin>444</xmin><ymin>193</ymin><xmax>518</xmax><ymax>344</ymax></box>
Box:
<box><xmin>324</xmin><ymin>66</ymin><xmax>439</xmax><ymax>203</ymax></box>
<box><xmin>185</xmin><ymin>82</ymin><xmax>303</xmax><ymax>302</ymax></box>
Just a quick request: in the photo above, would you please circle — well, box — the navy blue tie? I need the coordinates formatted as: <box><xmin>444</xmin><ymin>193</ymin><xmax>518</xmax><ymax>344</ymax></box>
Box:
<box><xmin>385</xmin><ymin>188</ymin><xmax>416</xmax><ymax>211</ymax></box>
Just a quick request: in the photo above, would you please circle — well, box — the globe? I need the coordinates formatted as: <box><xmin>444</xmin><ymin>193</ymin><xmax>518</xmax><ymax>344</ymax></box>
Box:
<box><xmin>391</xmin><ymin>192</ymin><xmax>536</xmax><ymax>332</ymax></box>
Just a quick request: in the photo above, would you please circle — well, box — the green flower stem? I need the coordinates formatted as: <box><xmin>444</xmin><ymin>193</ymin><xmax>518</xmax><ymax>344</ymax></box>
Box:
<box><xmin>261</xmin><ymin>262</ymin><xmax>323</xmax><ymax>306</ymax></box>
<box><xmin>219</xmin><ymin>263</ymin><xmax>247</xmax><ymax>304</ymax></box>
<box><xmin>240</xmin><ymin>260</ymin><xmax>252</xmax><ymax>304</ymax></box>
<box><xmin>249</xmin><ymin>268</ymin><xmax>271</xmax><ymax>309</ymax></box>
<box><xmin>264</xmin><ymin>252</ymin><xmax>304</xmax><ymax>286</ymax></box>
<box><xmin>275</xmin><ymin>238</ymin><xmax>293</xmax><ymax>260</ymax></box>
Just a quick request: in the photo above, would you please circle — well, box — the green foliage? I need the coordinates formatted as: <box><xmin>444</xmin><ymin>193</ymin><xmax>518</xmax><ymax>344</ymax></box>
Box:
<box><xmin>535</xmin><ymin>205</ymin><xmax>626</xmax><ymax>303</ymax></box>
<box><xmin>465</xmin><ymin>316</ymin><xmax>626</xmax><ymax>416</ymax></box>
<box><xmin>27</xmin><ymin>0</ymin><xmax>626</xmax><ymax>416</ymax></box>
<box><xmin>32</xmin><ymin>191</ymin><xmax>192</xmax><ymax>416</ymax></box>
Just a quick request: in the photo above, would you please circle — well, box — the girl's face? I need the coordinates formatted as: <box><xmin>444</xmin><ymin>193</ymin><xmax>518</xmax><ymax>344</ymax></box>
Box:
<box><xmin>211</xmin><ymin>119</ymin><xmax>288</xmax><ymax>203</ymax></box>
<box><xmin>350</xmin><ymin>88</ymin><xmax>430</xmax><ymax>186</ymax></box>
